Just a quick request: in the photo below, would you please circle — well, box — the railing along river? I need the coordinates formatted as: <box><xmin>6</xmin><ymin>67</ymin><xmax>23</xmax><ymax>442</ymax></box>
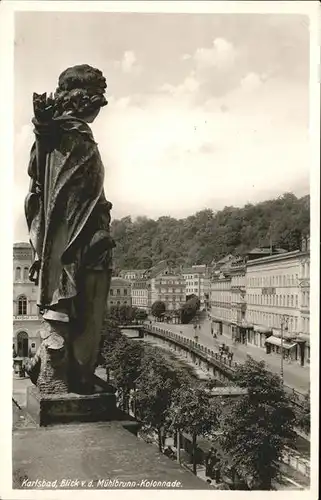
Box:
<box><xmin>141</xmin><ymin>324</ymin><xmax>306</xmax><ymax>408</ymax></box>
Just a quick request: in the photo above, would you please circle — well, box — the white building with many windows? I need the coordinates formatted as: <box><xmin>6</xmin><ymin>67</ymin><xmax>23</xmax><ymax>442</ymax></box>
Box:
<box><xmin>210</xmin><ymin>273</ymin><xmax>232</xmax><ymax>336</ymax></box>
<box><xmin>245</xmin><ymin>238</ymin><xmax>310</xmax><ymax>365</ymax></box>
<box><xmin>131</xmin><ymin>279</ymin><xmax>151</xmax><ymax>311</ymax></box>
<box><xmin>209</xmin><ymin>238</ymin><xmax>310</xmax><ymax>366</ymax></box>
<box><xmin>153</xmin><ymin>273</ymin><xmax>186</xmax><ymax>311</ymax></box>
<box><xmin>13</xmin><ymin>242</ymin><xmax>41</xmax><ymax>357</ymax></box>
<box><xmin>181</xmin><ymin>265</ymin><xmax>210</xmax><ymax>309</ymax></box>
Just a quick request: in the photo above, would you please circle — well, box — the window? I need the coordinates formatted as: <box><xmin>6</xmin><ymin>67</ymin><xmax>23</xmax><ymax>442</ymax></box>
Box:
<box><xmin>23</xmin><ymin>267</ymin><xmax>29</xmax><ymax>281</ymax></box>
<box><xmin>124</xmin><ymin>289</ymin><xmax>128</xmax><ymax>296</ymax></box>
<box><xmin>117</xmin><ymin>301</ymin><xmax>120</xmax><ymax>305</ymax></box>
<box><xmin>17</xmin><ymin>295</ymin><xmax>27</xmax><ymax>316</ymax></box>
<box><xmin>117</xmin><ymin>289</ymin><xmax>121</xmax><ymax>295</ymax></box>
<box><xmin>31</xmin><ymin>343</ymin><xmax>35</xmax><ymax>348</ymax></box>
<box><xmin>110</xmin><ymin>289</ymin><xmax>113</xmax><ymax>296</ymax></box>
<box><xmin>15</xmin><ymin>267</ymin><xmax>21</xmax><ymax>281</ymax></box>
<box><xmin>110</xmin><ymin>300</ymin><xmax>113</xmax><ymax>305</ymax></box>
<box><xmin>276</xmin><ymin>295</ymin><xmax>278</xmax><ymax>306</ymax></box>
<box><xmin>291</xmin><ymin>295</ymin><xmax>294</xmax><ymax>307</ymax></box>
<box><xmin>287</xmin><ymin>295</ymin><xmax>289</xmax><ymax>307</ymax></box>
<box><xmin>295</xmin><ymin>295</ymin><xmax>298</xmax><ymax>308</ymax></box>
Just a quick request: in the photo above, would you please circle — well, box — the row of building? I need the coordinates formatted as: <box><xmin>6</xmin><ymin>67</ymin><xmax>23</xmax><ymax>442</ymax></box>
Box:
<box><xmin>210</xmin><ymin>240</ymin><xmax>310</xmax><ymax>366</ymax></box>
<box><xmin>13</xmin><ymin>237</ymin><xmax>310</xmax><ymax>365</ymax></box>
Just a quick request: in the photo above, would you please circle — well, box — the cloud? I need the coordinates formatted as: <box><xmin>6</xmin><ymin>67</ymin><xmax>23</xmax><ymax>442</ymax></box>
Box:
<box><xmin>90</xmin><ymin>73</ymin><xmax>308</xmax><ymax>222</ymax></box>
<box><xmin>117</xmin><ymin>50</ymin><xmax>141</xmax><ymax>75</ymax></box>
<box><xmin>14</xmin><ymin>69</ymin><xmax>308</xmax><ymax>238</ymax></box>
<box><xmin>159</xmin><ymin>71</ymin><xmax>200</xmax><ymax>99</ymax></box>
<box><xmin>192</xmin><ymin>37</ymin><xmax>236</xmax><ymax>70</ymax></box>
<box><xmin>240</xmin><ymin>72</ymin><xmax>263</xmax><ymax>92</ymax></box>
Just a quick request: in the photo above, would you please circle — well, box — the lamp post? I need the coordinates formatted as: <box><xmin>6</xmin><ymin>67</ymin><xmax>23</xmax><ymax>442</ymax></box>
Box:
<box><xmin>280</xmin><ymin>315</ymin><xmax>289</xmax><ymax>383</ymax></box>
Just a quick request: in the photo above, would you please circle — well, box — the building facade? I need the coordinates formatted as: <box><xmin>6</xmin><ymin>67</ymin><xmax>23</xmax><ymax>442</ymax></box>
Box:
<box><xmin>245</xmin><ymin>239</ymin><xmax>310</xmax><ymax>365</ymax></box>
<box><xmin>181</xmin><ymin>265</ymin><xmax>210</xmax><ymax>309</ymax></box>
<box><xmin>209</xmin><ymin>239</ymin><xmax>310</xmax><ymax>365</ymax></box>
<box><xmin>210</xmin><ymin>274</ymin><xmax>232</xmax><ymax>336</ymax></box>
<box><xmin>13</xmin><ymin>243</ymin><xmax>41</xmax><ymax>357</ymax></box>
<box><xmin>153</xmin><ymin>273</ymin><xmax>186</xmax><ymax>311</ymax></box>
<box><xmin>229</xmin><ymin>261</ymin><xmax>248</xmax><ymax>343</ymax></box>
<box><xmin>108</xmin><ymin>277</ymin><xmax>132</xmax><ymax>308</ymax></box>
<box><xmin>119</xmin><ymin>269</ymin><xmax>146</xmax><ymax>282</ymax></box>
<box><xmin>131</xmin><ymin>279</ymin><xmax>152</xmax><ymax>311</ymax></box>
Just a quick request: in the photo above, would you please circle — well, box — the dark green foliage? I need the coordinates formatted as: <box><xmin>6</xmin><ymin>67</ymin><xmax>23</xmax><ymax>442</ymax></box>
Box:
<box><xmin>219</xmin><ymin>357</ymin><xmax>296</xmax><ymax>490</ymax></box>
<box><xmin>108</xmin><ymin>336</ymin><xmax>145</xmax><ymax>411</ymax></box>
<box><xmin>180</xmin><ymin>296</ymin><xmax>201</xmax><ymax>324</ymax></box>
<box><xmin>169</xmin><ymin>385</ymin><xmax>218</xmax><ymax>474</ymax></box>
<box><xmin>99</xmin><ymin>318</ymin><xmax>122</xmax><ymax>381</ymax></box>
<box><xmin>110</xmin><ymin>194</ymin><xmax>309</xmax><ymax>268</ymax></box>
<box><xmin>135</xmin><ymin>309</ymin><xmax>148</xmax><ymax>322</ymax></box>
<box><xmin>109</xmin><ymin>305</ymin><xmax>137</xmax><ymax>324</ymax></box>
<box><xmin>296</xmin><ymin>391</ymin><xmax>310</xmax><ymax>434</ymax></box>
<box><xmin>134</xmin><ymin>346</ymin><xmax>190</xmax><ymax>452</ymax></box>
<box><xmin>151</xmin><ymin>300</ymin><xmax>166</xmax><ymax>318</ymax></box>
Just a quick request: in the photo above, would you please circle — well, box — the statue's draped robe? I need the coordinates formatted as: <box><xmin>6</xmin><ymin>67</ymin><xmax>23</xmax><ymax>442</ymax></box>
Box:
<box><xmin>25</xmin><ymin>116</ymin><xmax>113</xmax><ymax>377</ymax></box>
<box><xmin>25</xmin><ymin>116</ymin><xmax>113</xmax><ymax>314</ymax></box>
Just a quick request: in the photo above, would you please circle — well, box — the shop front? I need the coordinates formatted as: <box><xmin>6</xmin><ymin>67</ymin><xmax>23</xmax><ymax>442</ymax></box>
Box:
<box><xmin>294</xmin><ymin>334</ymin><xmax>310</xmax><ymax>366</ymax></box>
<box><xmin>253</xmin><ymin>327</ymin><xmax>273</xmax><ymax>349</ymax></box>
<box><xmin>231</xmin><ymin>322</ymin><xmax>251</xmax><ymax>345</ymax></box>
<box><xmin>211</xmin><ymin>317</ymin><xmax>223</xmax><ymax>336</ymax></box>
<box><xmin>265</xmin><ymin>335</ymin><xmax>297</xmax><ymax>360</ymax></box>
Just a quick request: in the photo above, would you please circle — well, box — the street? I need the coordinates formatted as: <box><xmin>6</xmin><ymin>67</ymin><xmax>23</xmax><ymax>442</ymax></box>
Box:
<box><xmin>151</xmin><ymin>318</ymin><xmax>310</xmax><ymax>393</ymax></box>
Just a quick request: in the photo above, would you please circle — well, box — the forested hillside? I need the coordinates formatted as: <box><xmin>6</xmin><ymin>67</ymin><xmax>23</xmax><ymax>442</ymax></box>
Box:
<box><xmin>110</xmin><ymin>193</ymin><xmax>310</xmax><ymax>270</ymax></box>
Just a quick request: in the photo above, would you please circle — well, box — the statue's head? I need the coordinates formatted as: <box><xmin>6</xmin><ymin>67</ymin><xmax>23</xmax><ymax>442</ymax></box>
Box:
<box><xmin>54</xmin><ymin>64</ymin><xmax>107</xmax><ymax>122</ymax></box>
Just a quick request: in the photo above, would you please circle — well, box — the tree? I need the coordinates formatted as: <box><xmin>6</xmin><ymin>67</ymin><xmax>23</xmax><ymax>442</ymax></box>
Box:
<box><xmin>296</xmin><ymin>391</ymin><xmax>310</xmax><ymax>435</ymax></box>
<box><xmin>110</xmin><ymin>194</ymin><xmax>309</xmax><ymax>268</ymax></box>
<box><xmin>134</xmin><ymin>347</ymin><xmax>187</xmax><ymax>452</ymax></box>
<box><xmin>100</xmin><ymin>318</ymin><xmax>122</xmax><ymax>382</ymax></box>
<box><xmin>219</xmin><ymin>357</ymin><xmax>296</xmax><ymax>490</ymax></box>
<box><xmin>151</xmin><ymin>301</ymin><xmax>166</xmax><ymax>320</ymax></box>
<box><xmin>180</xmin><ymin>296</ymin><xmax>200</xmax><ymax>324</ymax></box>
<box><xmin>135</xmin><ymin>309</ymin><xmax>148</xmax><ymax>323</ymax></box>
<box><xmin>169</xmin><ymin>385</ymin><xmax>218</xmax><ymax>474</ymax></box>
<box><xmin>109</xmin><ymin>305</ymin><xmax>137</xmax><ymax>325</ymax></box>
<box><xmin>108</xmin><ymin>336</ymin><xmax>145</xmax><ymax>412</ymax></box>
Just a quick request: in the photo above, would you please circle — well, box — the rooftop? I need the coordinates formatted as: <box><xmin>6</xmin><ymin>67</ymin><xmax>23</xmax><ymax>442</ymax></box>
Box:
<box><xmin>246</xmin><ymin>249</ymin><xmax>302</xmax><ymax>266</ymax></box>
<box><xmin>13</xmin><ymin>242</ymin><xmax>31</xmax><ymax>248</ymax></box>
<box><xmin>110</xmin><ymin>277</ymin><xmax>132</xmax><ymax>287</ymax></box>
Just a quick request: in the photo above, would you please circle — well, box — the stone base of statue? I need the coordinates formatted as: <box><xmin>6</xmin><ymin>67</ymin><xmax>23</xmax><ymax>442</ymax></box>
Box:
<box><xmin>26</xmin><ymin>375</ymin><xmax>123</xmax><ymax>427</ymax></box>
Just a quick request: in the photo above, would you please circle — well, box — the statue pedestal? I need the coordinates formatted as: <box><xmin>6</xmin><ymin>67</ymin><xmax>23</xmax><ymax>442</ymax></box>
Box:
<box><xmin>26</xmin><ymin>377</ymin><xmax>121</xmax><ymax>427</ymax></box>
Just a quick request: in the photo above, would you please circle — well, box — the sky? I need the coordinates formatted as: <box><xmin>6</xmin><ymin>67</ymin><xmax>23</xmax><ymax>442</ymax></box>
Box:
<box><xmin>14</xmin><ymin>11</ymin><xmax>310</xmax><ymax>241</ymax></box>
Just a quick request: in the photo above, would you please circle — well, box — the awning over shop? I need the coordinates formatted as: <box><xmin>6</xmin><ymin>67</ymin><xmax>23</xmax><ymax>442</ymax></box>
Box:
<box><xmin>231</xmin><ymin>321</ymin><xmax>253</xmax><ymax>329</ymax></box>
<box><xmin>265</xmin><ymin>336</ymin><xmax>297</xmax><ymax>349</ymax></box>
<box><xmin>255</xmin><ymin>327</ymin><xmax>272</xmax><ymax>334</ymax></box>
<box><xmin>295</xmin><ymin>334</ymin><xmax>310</xmax><ymax>344</ymax></box>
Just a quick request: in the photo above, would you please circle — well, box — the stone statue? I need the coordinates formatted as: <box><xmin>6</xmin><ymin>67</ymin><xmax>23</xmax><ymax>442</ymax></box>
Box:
<box><xmin>24</xmin><ymin>65</ymin><xmax>115</xmax><ymax>394</ymax></box>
